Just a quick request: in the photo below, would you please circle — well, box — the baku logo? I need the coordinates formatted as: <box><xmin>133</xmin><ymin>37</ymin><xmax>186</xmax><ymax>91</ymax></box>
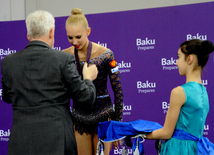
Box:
<box><xmin>0</xmin><ymin>129</ymin><xmax>10</xmax><ymax>142</ymax></box>
<box><xmin>98</xmin><ymin>41</ymin><xmax>107</xmax><ymax>48</ymax></box>
<box><xmin>186</xmin><ymin>33</ymin><xmax>207</xmax><ymax>41</ymax></box>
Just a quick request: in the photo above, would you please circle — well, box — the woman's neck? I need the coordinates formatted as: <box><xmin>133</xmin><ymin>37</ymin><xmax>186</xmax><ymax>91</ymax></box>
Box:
<box><xmin>78</xmin><ymin>40</ymin><xmax>89</xmax><ymax>54</ymax></box>
<box><xmin>185</xmin><ymin>68</ymin><xmax>202</xmax><ymax>84</ymax></box>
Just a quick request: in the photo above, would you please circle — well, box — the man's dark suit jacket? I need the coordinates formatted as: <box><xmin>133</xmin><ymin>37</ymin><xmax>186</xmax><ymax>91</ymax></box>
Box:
<box><xmin>1</xmin><ymin>41</ymin><xmax>96</xmax><ymax>155</ymax></box>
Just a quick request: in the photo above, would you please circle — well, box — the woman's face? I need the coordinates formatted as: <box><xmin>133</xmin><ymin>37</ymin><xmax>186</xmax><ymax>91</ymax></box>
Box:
<box><xmin>176</xmin><ymin>48</ymin><xmax>188</xmax><ymax>76</ymax></box>
<box><xmin>66</xmin><ymin>22</ymin><xmax>90</xmax><ymax>49</ymax></box>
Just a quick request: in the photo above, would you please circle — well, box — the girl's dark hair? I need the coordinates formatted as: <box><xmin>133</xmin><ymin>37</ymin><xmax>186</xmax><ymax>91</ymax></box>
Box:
<box><xmin>180</xmin><ymin>39</ymin><xmax>214</xmax><ymax>68</ymax></box>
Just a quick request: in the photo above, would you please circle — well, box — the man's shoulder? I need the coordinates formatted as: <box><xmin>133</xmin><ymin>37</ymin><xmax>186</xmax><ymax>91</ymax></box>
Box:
<box><xmin>51</xmin><ymin>49</ymin><xmax>75</xmax><ymax>61</ymax></box>
<box><xmin>1</xmin><ymin>51</ymin><xmax>20</xmax><ymax>64</ymax></box>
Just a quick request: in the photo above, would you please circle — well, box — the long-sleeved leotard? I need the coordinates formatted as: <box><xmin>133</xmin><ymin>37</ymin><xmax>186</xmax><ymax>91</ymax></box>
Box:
<box><xmin>71</xmin><ymin>49</ymin><xmax>124</xmax><ymax>134</ymax></box>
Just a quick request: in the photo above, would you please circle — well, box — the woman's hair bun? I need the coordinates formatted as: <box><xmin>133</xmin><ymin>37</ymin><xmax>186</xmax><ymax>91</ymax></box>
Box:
<box><xmin>71</xmin><ymin>8</ymin><xmax>82</xmax><ymax>15</ymax></box>
<box><xmin>201</xmin><ymin>40</ymin><xmax>214</xmax><ymax>55</ymax></box>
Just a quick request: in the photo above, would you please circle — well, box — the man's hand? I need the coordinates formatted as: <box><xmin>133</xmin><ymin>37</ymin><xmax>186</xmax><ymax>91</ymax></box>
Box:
<box><xmin>82</xmin><ymin>62</ymin><xmax>98</xmax><ymax>81</ymax></box>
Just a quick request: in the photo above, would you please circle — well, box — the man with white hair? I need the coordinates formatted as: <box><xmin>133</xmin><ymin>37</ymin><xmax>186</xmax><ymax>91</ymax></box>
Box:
<box><xmin>1</xmin><ymin>10</ymin><xmax>98</xmax><ymax>155</ymax></box>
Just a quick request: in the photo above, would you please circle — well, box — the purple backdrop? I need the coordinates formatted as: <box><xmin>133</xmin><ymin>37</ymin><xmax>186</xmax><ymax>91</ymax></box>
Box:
<box><xmin>0</xmin><ymin>2</ymin><xmax>214</xmax><ymax>155</ymax></box>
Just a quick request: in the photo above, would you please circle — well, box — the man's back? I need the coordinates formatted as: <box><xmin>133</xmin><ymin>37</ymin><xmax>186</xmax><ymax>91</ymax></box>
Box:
<box><xmin>1</xmin><ymin>40</ymin><xmax>96</xmax><ymax>155</ymax></box>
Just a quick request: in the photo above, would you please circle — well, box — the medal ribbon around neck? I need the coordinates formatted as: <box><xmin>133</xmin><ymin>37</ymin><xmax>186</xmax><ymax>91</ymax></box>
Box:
<box><xmin>74</xmin><ymin>41</ymin><xmax>92</xmax><ymax>76</ymax></box>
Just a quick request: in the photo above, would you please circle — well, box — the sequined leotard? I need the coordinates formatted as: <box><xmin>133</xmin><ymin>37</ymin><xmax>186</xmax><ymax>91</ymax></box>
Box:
<box><xmin>71</xmin><ymin>48</ymin><xmax>123</xmax><ymax>134</ymax></box>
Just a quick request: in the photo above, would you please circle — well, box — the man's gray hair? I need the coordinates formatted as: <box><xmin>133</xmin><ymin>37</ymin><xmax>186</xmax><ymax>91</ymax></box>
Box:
<box><xmin>26</xmin><ymin>10</ymin><xmax>55</xmax><ymax>39</ymax></box>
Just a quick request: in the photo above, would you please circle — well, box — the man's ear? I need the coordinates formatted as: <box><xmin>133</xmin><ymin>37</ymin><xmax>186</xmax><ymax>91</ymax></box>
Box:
<box><xmin>27</xmin><ymin>33</ymin><xmax>31</xmax><ymax>41</ymax></box>
<box><xmin>49</xmin><ymin>28</ymin><xmax>55</xmax><ymax>39</ymax></box>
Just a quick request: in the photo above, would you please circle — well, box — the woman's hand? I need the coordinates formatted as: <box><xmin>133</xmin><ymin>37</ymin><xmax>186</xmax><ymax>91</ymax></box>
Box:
<box><xmin>113</xmin><ymin>140</ymin><xmax>121</xmax><ymax>149</ymax></box>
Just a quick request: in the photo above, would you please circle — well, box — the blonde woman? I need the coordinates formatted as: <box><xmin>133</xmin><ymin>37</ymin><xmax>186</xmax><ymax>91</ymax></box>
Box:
<box><xmin>63</xmin><ymin>8</ymin><xmax>124</xmax><ymax>155</ymax></box>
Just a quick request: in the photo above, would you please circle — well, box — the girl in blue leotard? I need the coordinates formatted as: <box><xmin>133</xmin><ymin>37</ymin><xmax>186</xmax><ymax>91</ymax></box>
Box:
<box><xmin>146</xmin><ymin>39</ymin><xmax>214</xmax><ymax>155</ymax></box>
